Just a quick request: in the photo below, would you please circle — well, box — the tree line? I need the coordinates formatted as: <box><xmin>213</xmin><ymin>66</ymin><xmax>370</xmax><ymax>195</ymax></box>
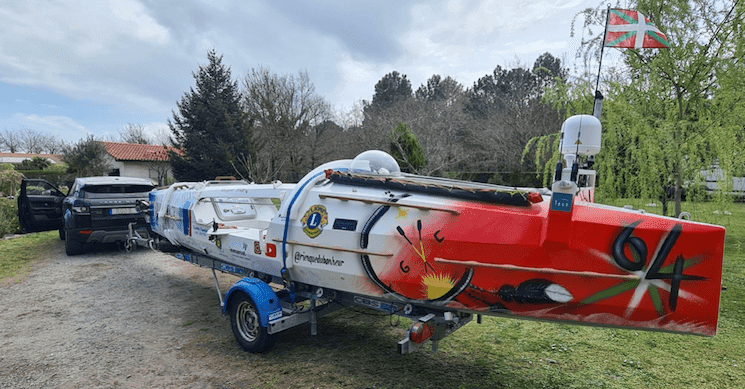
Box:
<box><xmin>169</xmin><ymin>50</ymin><xmax>568</xmax><ymax>185</ymax></box>
<box><xmin>0</xmin><ymin>128</ymin><xmax>66</xmax><ymax>154</ymax></box>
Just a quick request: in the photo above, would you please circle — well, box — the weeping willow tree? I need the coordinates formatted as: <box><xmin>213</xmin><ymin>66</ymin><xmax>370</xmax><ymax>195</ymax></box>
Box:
<box><xmin>598</xmin><ymin>80</ymin><xmax>713</xmax><ymax>216</ymax></box>
<box><xmin>616</xmin><ymin>0</ymin><xmax>744</xmax><ymax>216</ymax></box>
<box><xmin>521</xmin><ymin>75</ymin><xmax>596</xmax><ymax>188</ymax></box>
<box><xmin>704</xmin><ymin>22</ymin><xmax>745</xmax><ymax>198</ymax></box>
<box><xmin>522</xmin><ymin>133</ymin><xmax>561</xmax><ymax>188</ymax></box>
<box><xmin>527</xmin><ymin>0</ymin><xmax>744</xmax><ymax>216</ymax></box>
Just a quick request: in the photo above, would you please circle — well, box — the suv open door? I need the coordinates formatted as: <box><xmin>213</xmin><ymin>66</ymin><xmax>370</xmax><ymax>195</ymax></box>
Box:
<box><xmin>18</xmin><ymin>178</ymin><xmax>66</xmax><ymax>234</ymax></box>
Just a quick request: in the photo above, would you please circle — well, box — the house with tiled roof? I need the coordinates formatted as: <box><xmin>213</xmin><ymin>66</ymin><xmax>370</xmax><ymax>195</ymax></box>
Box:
<box><xmin>101</xmin><ymin>142</ymin><xmax>182</xmax><ymax>185</ymax></box>
<box><xmin>0</xmin><ymin>152</ymin><xmax>63</xmax><ymax>165</ymax></box>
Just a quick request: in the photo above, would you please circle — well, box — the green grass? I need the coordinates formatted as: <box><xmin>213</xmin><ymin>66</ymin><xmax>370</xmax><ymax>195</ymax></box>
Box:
<box><xmin>2</xmin><ymin>200</ymin><xmax>744</xmax><ymax>388</ymax></box>
<box><xmin>0</xmin><ymin>230</ymin><xmax>58</xmax><ymax>283</ymax></box>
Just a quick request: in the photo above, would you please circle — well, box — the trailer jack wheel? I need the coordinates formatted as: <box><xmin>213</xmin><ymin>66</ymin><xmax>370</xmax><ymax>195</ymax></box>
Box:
<box><xmin>229</xmin><ymin>292</ymin><xmax>275</xmax><ymax>353</ymax></box>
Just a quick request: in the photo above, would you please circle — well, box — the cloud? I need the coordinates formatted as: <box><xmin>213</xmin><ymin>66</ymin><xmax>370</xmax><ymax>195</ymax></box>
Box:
<box><xmin>143</xmin><ymin>122</ymin><xmax>172</xmax><ymax>145</ymax></box>
<box><xmin>0</xmin><ymin>0</ymin><xmax>595</xmax><ymax>144</ymax></box>
<box><xmin>503</xmin><ymin>38</ymin><xmax>570</xmax><ymax>56</ymax></box>
<box><xmin>0</xmin><ymin>1</ymin><xmax>168</xmax><ymax>66</ymax></box>
<box><xmin>0</xmin><ymin>0</ymin><xmax>178</xmax><ymax>115</ymax></box>
<box><xmin>330</xmin><ymin>53</ymin><xmax>389</xmax><ymax>108</ymax></box>
<box><xmin>109</xmin><ymin>0</ymin><xmax>170</xmax><ymax>44</ymax></box>
<box><xmin>264</xmin><ymin>1</ymin><xmax>416</xmax><ymax>62</ymax></box>
<box><xmin>11</xmin><ymin>114</ymin><xmax>90</xmax><ymax>143</ymax></box>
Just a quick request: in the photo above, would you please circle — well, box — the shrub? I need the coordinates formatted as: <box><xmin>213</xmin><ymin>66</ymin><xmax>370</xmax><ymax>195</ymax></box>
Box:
<box><xmin>0</xmin><ymin>164</ymin><xmax>24</xmax><ymax>197</ymax></box>
<box><xmin>17</xmin><ymin>164</ymin><xmax>72</xmax><ymax>187</ymax></box>
<box><xmin>17</xmin><ymin>156</ymin><xmax>52</xmax><ymax>171</ymax></box>
<box><xmin>0</xmin><ymin>197</ymin><xmax>21</xmax><ymax>237</ymax></box>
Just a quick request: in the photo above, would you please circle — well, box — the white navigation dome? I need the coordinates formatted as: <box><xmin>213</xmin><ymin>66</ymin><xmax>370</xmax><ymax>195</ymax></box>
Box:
<box><xmin>559</xmin><ymin>115</ymin><xmax>602</xmax><ymax>157</ymax></box>
<box><xmin>350</xmin><ymin>150</ymin><xmax>401</xmax><ymax>176</ymax></box>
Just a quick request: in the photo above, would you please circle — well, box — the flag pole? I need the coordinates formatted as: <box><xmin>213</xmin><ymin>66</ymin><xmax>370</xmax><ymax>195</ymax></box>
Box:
<box><xmin>593</xmin><ymin>5</ymin><xmax>611</xmax><ymax>118</ymax></box>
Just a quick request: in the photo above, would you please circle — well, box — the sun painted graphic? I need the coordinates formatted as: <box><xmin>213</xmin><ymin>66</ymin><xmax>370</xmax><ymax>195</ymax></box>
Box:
<box><xmin>422</xmin><ymin>273</ymin><xmax>456</xmax><ymax>299</ymax></box>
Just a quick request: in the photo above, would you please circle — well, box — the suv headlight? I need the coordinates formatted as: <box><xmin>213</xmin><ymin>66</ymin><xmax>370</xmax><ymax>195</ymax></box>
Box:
<box><xmin>72</xmin><ymin>206</ymin><xmax>90</xmax><ymax>214</ymax></box>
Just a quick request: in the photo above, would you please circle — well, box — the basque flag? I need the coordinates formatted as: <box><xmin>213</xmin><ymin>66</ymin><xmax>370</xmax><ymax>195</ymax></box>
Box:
<box><xmin>605</xmin><ymin>9</ymin><xmax>670</xmax><ymax>49</ymax></box>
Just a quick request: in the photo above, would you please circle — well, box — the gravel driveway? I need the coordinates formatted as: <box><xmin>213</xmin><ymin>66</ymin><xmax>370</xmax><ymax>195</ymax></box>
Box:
<box><xmin>1</xmin><ymin>239</ymin><xmax>499</xmax><ymax>389</ymax></box>
<box><xmin>0</xmin><ymin>241</ymin><xmax>289</xmax><ymax>388</ymax></box>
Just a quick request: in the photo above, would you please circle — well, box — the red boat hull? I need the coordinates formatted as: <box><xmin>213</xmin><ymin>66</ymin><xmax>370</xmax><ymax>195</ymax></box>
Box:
<box><xmin>367</xmin><ymin>199</ymin><xmax>724</xmax><ymax>336</ymax></box>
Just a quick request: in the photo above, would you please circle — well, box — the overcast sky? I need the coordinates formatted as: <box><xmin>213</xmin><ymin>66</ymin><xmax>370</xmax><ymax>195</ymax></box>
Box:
<box><xmin>0</xmin><ymin>0</ymin><xmax>603</xmax><ymax>146</ymax></box>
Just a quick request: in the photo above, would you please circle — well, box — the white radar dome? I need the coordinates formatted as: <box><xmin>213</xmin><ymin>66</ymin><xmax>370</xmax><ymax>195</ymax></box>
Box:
<box><xmin>350</xmin><ymin>150</ymin><xmax>401</xmax><ymax>176</ymax></box>
<box><xmin>559</xmin><ymin>115</ymin><xmax>602</xmax><ymax>157</ymax></box>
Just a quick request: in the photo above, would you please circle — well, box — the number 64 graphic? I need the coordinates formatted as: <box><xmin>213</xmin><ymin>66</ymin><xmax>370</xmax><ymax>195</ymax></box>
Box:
<box><xmin>612</xmin><ymin>221</ymin><xmax>705</xmax><ymax>311</ymax></box>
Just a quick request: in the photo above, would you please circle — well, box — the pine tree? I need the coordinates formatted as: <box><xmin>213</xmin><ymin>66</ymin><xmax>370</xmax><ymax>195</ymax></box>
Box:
<box><xmin>169</xmin><ymin>50</ymin><xmax>251</xmax><ymax>181</ymax></box>
<box><xmin>389</xmin><ymin>122</ymin><xmax>425</xmax><ymax>173</ymax></box>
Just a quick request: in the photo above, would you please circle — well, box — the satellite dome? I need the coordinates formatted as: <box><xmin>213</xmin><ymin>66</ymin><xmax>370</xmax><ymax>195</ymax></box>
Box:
<box><xmin>349</xmin><ymin>150</ymin><xmax>401</xmax><ymax>176</ymax></box>
<box><xmin>559</xmin><ymin>115</ymin><xmax>602</xmax><ymax>157</ymax></box>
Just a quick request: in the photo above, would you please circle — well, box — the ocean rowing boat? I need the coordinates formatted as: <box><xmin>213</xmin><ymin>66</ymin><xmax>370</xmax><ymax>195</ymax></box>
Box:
<box><xmin>146</xmin><ymin>115</ymin><xmax>724</xmax><ymax>353</ymax></box>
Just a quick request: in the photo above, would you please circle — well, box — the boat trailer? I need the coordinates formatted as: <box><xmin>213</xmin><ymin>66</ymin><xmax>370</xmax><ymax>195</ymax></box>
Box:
<box><xmin>173</xmin><ymin>247</ymin><xmax>476</xmax><ymax>354</ymax></box>
<box><xmin>127</xmin><ymin>224</ymin><xmax>477</xmax><ymax>354</ymax></box>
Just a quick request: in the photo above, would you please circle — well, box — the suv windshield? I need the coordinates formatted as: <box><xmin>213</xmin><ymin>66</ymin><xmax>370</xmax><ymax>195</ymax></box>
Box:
<box><xmin>81</xmin><ymin>184</ymin><xmax>155</xmax><ymax>197</ymax></box>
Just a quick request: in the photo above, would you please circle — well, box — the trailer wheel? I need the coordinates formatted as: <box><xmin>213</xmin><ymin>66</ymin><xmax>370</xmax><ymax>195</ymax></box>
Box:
<box><xmin>229</xmin><ymin>292</ymin><xmax>275</xmax><ymax>353</ymax></box>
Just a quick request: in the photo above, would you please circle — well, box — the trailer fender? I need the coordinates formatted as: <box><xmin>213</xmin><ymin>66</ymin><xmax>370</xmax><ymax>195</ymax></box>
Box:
<box><xmin>223</xmin><ymin>278</ymin><xmax>282</xmax><ymax>327</ymax></box>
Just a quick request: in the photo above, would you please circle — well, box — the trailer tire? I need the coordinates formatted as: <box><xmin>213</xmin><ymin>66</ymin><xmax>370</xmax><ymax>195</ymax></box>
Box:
<box><xmin>229</xmin><ymin>291</ymin><xmax>275</xmax><ymax>353</ymax></box>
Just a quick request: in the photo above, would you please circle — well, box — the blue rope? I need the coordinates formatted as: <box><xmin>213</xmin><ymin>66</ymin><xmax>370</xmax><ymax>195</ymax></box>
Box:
<box><xmin>280</xmin><ymin>171</ymin><xmax>324</xmax><ymax>301</ymax></box>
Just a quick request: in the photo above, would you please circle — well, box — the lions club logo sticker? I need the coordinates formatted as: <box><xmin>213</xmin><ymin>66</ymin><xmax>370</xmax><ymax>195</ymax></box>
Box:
<box><xmin>301</xmin><ymin>205</ymin><xmax>328</xmax><ymax>238</ymax></box>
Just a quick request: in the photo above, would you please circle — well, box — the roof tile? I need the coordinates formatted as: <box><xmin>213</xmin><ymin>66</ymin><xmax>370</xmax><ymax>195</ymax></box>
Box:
<box><xmin>101</xmin><ymin>142</ymin><xmax>182</xmax><ymax>162</ymax></box>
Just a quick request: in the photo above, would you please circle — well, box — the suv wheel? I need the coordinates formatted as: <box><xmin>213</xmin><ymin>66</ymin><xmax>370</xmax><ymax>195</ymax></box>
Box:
<box><xmin>64</xmin><ymin>231</ymin><xmax>84</xmax><ymax>256</ymax></box>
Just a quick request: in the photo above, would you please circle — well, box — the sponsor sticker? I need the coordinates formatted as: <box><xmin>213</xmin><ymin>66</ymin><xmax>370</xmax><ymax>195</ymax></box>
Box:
<box><xmin>219</xmin><ymin>263</ymin><xmax>245</xmax><ymax>274</ymax></box>
<box><xmin>229</xmin><ymin>241</ymin><xmax>249</xmax><ymax>258</ymax></box>
<box><xmin>301</xmin><ymin>204</ymin><xmax>328</xmax><ymax>238</ymax></box>
<box><xmin>266</xmin><ymin>243</ymin><xmax>277</xmax><ymax>258</ymax></box>
<box><xmin>551</xmin><ymin>192</ymin><xmax>573</xmax><ymax>212</ymax></box>
<box><xmin>254</xmin><ymin>241</ymin><xmax>262</xmax><ymax>255</ymax></box>
<box><xmin>193</xmin><ymin>225</ymin><xmax>209</xmax><ymax>237</ymax></box>
<box><xmin>268</xmin><ymin>309</ymin><xmax>283</xmax><ymax>321</ymax></box>
<box><xmin>353</xmin><ymin>296</ymin><xmax>400</xmax><ymax>313</ymax></box>
<box><xmin>294</xmin><ymin>251</ymin><xmax>344</xmax><ymax>267</ymax></box>
<box><xmin>332</xmin><ymin>218</ymin><xmax>358</xmax><ymax>231</ymax></box>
